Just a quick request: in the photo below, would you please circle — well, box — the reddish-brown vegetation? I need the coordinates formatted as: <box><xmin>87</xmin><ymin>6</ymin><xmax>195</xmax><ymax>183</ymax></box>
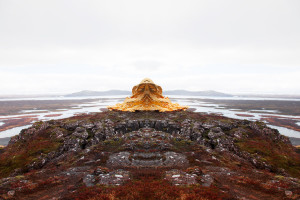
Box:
<box><xmin>0</xmin><ymin>111</ymin><xmax>299</xmax><ymax>200</ymax></box>
<box><xmin>0</xmin><ymin>99</ymin><xmax>95</xmax><ymax>115</ymax></box>
<box><xmin>235</xmin><ymin>114</ymin><xmax>255</xmax><ymax>117</ymax></box>
<box><xmin>0</xmin><ymin>130</ymin><xmax>62</xmax><ymax>177</ymax></box>
<box><xmin>261</xmin><ymin>117</ymin><xmax>300</xmax><ymax>132</ymax></box>
<box><xmin>43</xmin><ymin>114</ymin><xmax>63</xmax><ymax>117</ymax></box>
<box><xmin>0</xmin><ymin>116</ymin><xmax>38</xmax><ymax>132</ymax></box>
<box><xmin>66</xmin><ymin>179</ymin><xmax>228</xmax><ymax>200</ymax></box>
<box><xmin>236</xmin><ymin>135</ymin><xmax>300</xmax><ymax>177</ymax></box>
<box><xmin>260</xmin><ymin>115</ymin><xmax>300</xmax><ymax>120</ymax></box>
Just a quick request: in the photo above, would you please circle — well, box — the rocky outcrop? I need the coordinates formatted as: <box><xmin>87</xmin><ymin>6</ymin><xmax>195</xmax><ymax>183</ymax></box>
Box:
<box><xmin>0</xmin><ymin>111</ymin><xmax>299</xmax><ymax>200</ymax></box>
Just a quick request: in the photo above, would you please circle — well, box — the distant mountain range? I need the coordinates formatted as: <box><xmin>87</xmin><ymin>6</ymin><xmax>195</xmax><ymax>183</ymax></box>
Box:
<box><xmin>65</xmin><ymin>90</ymin><xmax>233</xmax><ymax>97</ymax></box>
<box><xmin>65</xmin><ymin>90</ymin><xmax>131</xmax><ymax>97</ymax></box>
<box><xmin>163</xmin><ymin>90</ymin><xmax>232</xmax><ymax>97</ymax></box>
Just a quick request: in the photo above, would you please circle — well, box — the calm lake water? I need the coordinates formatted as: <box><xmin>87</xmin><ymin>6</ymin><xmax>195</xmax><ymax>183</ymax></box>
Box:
<box><xmin>0</xmin><ymin>95</ymin><xmax>300</xmax><ymax>139</ymax></box>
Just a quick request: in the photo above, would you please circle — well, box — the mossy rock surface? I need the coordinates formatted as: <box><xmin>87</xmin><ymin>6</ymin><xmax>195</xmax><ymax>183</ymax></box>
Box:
<box><xmin>0</xmin><ymin>111</ymin><xmax>299</xmax><ymax>200</ymax></box>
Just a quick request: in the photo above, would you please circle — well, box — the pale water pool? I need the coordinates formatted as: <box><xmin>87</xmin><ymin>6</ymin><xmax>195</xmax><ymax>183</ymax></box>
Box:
<box><xmin>0</xmin><ymin>96</ymin><xmax>300</xmax><ymax>139</ymax></box>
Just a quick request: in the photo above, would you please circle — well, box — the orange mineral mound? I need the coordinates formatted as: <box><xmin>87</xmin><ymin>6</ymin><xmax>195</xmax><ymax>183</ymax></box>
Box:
<box><xmin>108</xmin><ymin>78</ymin><xmax>188</xmax><ymax>112</ymax></box>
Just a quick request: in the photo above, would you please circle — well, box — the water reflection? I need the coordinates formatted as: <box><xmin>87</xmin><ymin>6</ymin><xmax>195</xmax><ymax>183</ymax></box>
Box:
<box><xmin>0</xmin><ymin>125</ymin><xmax>32</xmax><ymax>138</ymax></box>
<box><xmin>0</xmin><ymin>96</ymin><xmax>300</xmax><ymax>139</ymax></box>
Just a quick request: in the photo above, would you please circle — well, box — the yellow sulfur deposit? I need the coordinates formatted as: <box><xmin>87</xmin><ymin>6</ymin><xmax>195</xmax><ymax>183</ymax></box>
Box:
<box><xmin>107</xmin><ymin>78</ymin><xmax>188</xmax><ymax>112</ymax></box>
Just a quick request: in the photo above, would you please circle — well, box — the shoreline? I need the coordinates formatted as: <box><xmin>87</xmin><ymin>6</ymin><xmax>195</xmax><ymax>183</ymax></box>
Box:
<box><xmin>1</xmin><ymin>97</ymin><xmax>300</xmax><ymax>144</ymax></box>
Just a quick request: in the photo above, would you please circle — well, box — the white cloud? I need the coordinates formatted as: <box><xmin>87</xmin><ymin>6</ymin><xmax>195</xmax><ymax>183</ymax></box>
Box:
<box><xmin>0</xmin><ymin>0</ymin><xmax>299</xmax><ymax>95</ymax></box>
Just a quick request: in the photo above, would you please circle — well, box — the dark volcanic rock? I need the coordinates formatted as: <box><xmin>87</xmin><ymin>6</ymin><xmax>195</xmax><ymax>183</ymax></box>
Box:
<box><xmin>0</xmin><ymin>111</ymin><xmax>299</xmax><ymax>200</ymax></box>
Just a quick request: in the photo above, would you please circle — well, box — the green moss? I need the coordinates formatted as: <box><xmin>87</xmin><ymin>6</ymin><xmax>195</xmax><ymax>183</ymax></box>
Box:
<box><xmin>274</xmin><ymin>175</ymin><xmax>285</xmax><ymax>180</ymax></box>
<box><xmin>15</xmin><ymin>175</ymin><xmax>25</xmax><ymax>180</ymax></box>
<box><xmin>236</xmin><ymin>138</ymin><xmax>300</xmax><ymax>178</ymax></box>
<box><xmin>236</xmin><ymin>140</ymin><xmax>271</xmax><ymax>156</ymax></box>
<box><xmin>171</xmin><ymin>138</ymin><xmax>193</xmax><ymax>151</ymax></box>
<box><xmin>255</xmin><ymin>121</ymin><xmax>266</xmax><ymax>128</ymax></box>
<box><xmin>33</xmin><ymin>121</ymin><xmax>44</xmax><ymax>129</ymax></box>
<box><xmin>295</xmin><ymin>146</ymin><xmax>300</xmax><ymax>154</ymax></box>
<box><xmin>103</xmin><ymin>138</ymin><xmax>124</xmax><ymax>152</ymax></box>
<box><xmin>0</xmin><ymin>137</ymin><xmax>62</xmax><ymax>178</ymax></box>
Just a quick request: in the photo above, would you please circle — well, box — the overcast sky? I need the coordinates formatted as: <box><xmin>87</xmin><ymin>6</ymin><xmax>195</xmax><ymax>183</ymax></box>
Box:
<box><xmin>0</xmin><ymin>0</ymin><xmax>300</xmax><ymax>95</ymax></box>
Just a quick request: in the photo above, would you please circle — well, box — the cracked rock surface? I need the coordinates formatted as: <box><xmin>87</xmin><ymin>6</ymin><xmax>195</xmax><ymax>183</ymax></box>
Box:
<box><xmin>0</xmin><ymin>111</ymin><xmax>299</xmax><ymax>200</ymax></box>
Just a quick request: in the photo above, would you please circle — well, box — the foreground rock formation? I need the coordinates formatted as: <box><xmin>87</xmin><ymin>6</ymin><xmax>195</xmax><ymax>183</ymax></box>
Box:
<box><xmin>107</xmin><ymin>78</ymin><xmax>188</xmax><ymax>112</ymax></box>
<box><xmin>0</xmin><ymin>111</ymin><xmax>300</xmax><ymax>199</ymax></box>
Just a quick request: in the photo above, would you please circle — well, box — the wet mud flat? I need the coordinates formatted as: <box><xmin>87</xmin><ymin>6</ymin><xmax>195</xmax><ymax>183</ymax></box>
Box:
<box><xmin>197</xmin><ymin>99</ymin><xmax>300</xmax><ymax>137</ymax></box>
<box><xmin>0</xmin><ymin>99</ymin><xmax>97</xmax><ymax>115</ymax></box>
<box><xmin>1</xmin><ymin>97</ymin><xmax>300</xmax><ymax>146</ymax></box>
<box><xmin>174</xmin><ymin>98</ymin><xmax>300</xmax><ymax>140</ymax></box>
<box><xmin>0</xmin><ymin>98</ymin><xmax>125</xmax><ymax>141</ymax></box>
<box><xmin>200</xmin><ymin>99</ymin><xmax>300</xmax><ymax>116</ymax></box>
